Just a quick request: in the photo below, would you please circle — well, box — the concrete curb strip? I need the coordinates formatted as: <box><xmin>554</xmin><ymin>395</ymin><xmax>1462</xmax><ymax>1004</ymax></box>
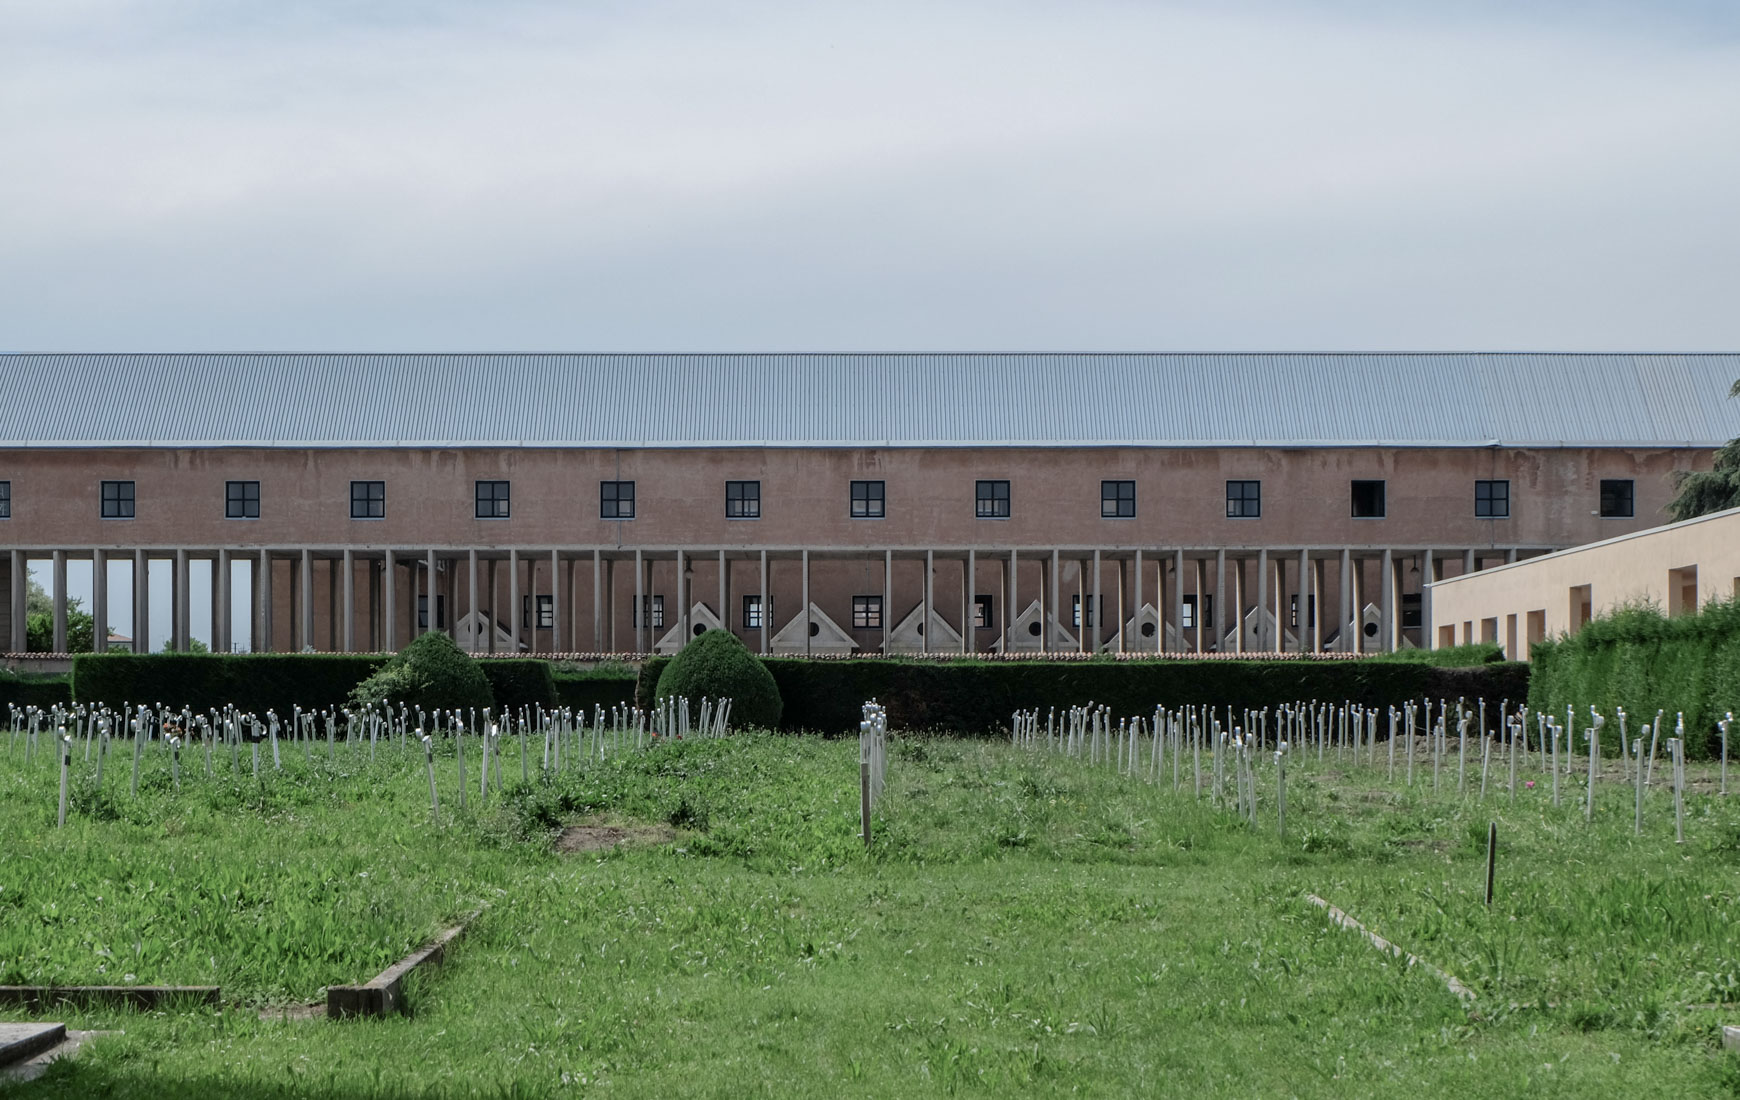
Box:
<box><xmin>327</xmin><ymin>908</ymin><xmax>484</xmax><ymax>1019</ymax></box>
<box><xmin>1305</xmin><ymin>893</ymin><xmax>1477</xmax><ymax>1003</ymax></box>
<box><xmin>0</xmin><ymin>986</ymin><xmax>220</xmax><ymax>1012</ymax></box>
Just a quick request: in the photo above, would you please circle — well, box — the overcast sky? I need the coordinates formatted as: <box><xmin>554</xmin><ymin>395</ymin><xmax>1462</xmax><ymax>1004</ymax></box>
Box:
<box><xmin>4</xmin><ymin>0</ymin><xmax>1740</xmax><ymax>354</ymax></box>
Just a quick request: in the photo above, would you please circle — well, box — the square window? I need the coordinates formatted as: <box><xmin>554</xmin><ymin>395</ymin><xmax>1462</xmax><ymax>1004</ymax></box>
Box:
<box><xmin>417</xmin><ymin>594</ymin><xmax>446</xmax><ymax>630</ymax></box>
<box><xmin>601</xmin><ymin>480</ymin><xmax>635</xmax><ymax>519</ymax></box>
<box><xmin>1351</xmin><ymin>480</ymin><xmax>1386</xmax><ymax>519</ymax></box>
<box><xmin>1226</xmin><ymin>480</ymin><xmax>1260</xmax><ymax>518</ymax></box>
<box><xmin>1071</xmin><ymin>594</ymin><xmax>1100</xmax><ymax>629</ymax></box>
<box><xmin>974</xmin><ymin>594</ymin><xmax>993</xmax><ymax>629</ymax></box>
<box><xmin>1101</xmin><ymin>480</ymin><xmax>1136</xmax><ymax>518</ymax></box>
<box><xmin>975</xmin><ymin>479</ymin><xmax>1010</xmax><ymax>518</ymax></box>
<box><xmin>632</xmin><ymin>594</ymin><xmax>664</xmax><ymax>628</ymax></box>
<box><xmin>475</xmin><ymin>480</ymin><xmax>510</xmax><ymax>519</ymax></box>
<box><xmin>1475</xmin><ymin>479</ymin><xmax>1510</xmax><ymax>518</ymax></box>
<box><xmin>226</xmin><ymin>480</ymin><xmax>260</xmax><ymax>519</ymax></box>
<box><xmin>101</xmin><ymin>480</ymin><xmax>135</xmax><ymax>519</ymax></box>
<box><xmin>852</xmin><ymin>595</ymin><xmax>882</xmax><ymax>629</ymax></box>
<box><xmin>0</xmin><ymin>480</ymin><xmax>10</xmax><ymax>520</ymax></box>
<box><xmin>726</xmin><ymin>480</ymin><xmax>761</xmax><ymax>519</ymax></box>
<box><xmin>350</xmin><ymin>480</ymin><xmax>385</xmax><ymax>519</ymax></box>
<box><xmin>522</xmin><ymin>594</ymin><xmax>553</xmax><ymax>629</ymax></box>
<box><xmin>850</xmin><ymin>480</ymin><xmax>885</xmax><ymax>518</ymax></box>
<box><xmin>742</xmin><ymin>594</ymin><xmax>764</xmax><ymax>629</ymax></box>
<box><xmin>1181</xmin><ymin>595</ymin><xmax>1215</xmax><ymax>630</ymax></box>
<box><xmin>1599</xmin><ymin>479</ymin><xmax>1634</xmax><ymax>518</ymax></box>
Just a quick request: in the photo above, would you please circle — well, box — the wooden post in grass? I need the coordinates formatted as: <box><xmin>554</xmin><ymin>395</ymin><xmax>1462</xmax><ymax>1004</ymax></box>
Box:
<box><xmin>1721</xmin><ymin>713</ymin><xmax>1732</xmax><ymax>796</ymax></box>
<box><xmin>1484</xmin><ymin>822</ymin><xmax>1497</xmax><ymax>908</ymax></box>
<box><xmin>170</xmin><ymin>736</ymin><xmax>181</xmax><ymax>792</ymax></box>
<box><xmin>1275</xmin><ymin>743</ymin><xmax>1288</xmax><ymax>839</ymax></box>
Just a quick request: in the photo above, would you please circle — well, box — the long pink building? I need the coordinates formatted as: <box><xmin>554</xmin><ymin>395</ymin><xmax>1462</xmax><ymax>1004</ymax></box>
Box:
<box><xmin>3</xmin><ymin>353</ymin><xmax>1736</xmax><ymax>657</ymax></box>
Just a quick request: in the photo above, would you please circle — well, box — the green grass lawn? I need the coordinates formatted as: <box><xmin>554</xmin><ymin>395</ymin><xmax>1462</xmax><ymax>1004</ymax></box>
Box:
<box><xmin>2</xmin><ymin>727</ymin><xmax>1739</xmax><ymax>1097</ymax></box>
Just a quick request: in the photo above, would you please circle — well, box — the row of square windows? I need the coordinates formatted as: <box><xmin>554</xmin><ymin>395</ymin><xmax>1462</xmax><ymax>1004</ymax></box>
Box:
<box><xmin>0</xmin><ymin>477</ymin><xmax>1639</xmax><ymax>521</ymax></box>
<box><xmin>500</xmin><ymin>592</ymin><xmax>1269</xmax><ymax>633</ymax></box>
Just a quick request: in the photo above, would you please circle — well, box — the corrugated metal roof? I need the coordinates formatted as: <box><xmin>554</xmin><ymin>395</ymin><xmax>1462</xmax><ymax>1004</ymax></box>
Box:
<box><xmin>1</xmin><ymin>352</ymin><xmax>1736</xmax><ymax>449</ymax></box>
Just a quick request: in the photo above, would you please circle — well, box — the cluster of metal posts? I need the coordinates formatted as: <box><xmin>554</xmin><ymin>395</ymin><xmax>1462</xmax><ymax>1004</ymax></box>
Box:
<box><xmin>859</xmin><ymin>701</ymin><xmax>888</xmax><ymax>846</ymax></box>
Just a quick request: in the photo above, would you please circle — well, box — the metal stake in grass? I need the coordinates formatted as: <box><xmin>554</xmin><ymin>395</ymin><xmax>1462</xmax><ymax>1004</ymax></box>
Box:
<box><xmin>423</xmin><ymin>734</ymin><xmax>440</xmax><ymax>826</ymax></box>
<box><xmin>58</xmin><ymin>730</ymin><xmax>71</xmax><ymax>828</ymax></box>
<box><xmin>1633</xmin><ymin>737</ymin><xmax>1645</xmax><ymax>835</ymax></box>
<box><xmin>1671</xmin><ymin>737</ymin><xmax>1686</xmax><ymax>844</ymax></box>
<box><xmin>1721</xmin><ymin>713</ymin><xmax>1733</xmax><ymax>796</ymax></box>
<box><xmin>170</xmin><ymin>735</ymin><xmax>181</xmax><ymax>792</ymax></box>
<box><xmin>1484</xmin><ymin>821</ymin><xmax>1497</xmax><ymax>908</ymax></box>
<box><xmin>1585</xmin><ymin>714</ymin><xmax>1600</xmax><ymax>822</ymax></box>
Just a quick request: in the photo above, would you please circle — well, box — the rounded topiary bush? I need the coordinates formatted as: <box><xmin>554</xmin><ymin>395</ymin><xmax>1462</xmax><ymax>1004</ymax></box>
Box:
<box><xmin>655</xmin><ymin>629</ymin><xmax>782</xmax><ymax>729</ymax></box>
<box><xmin>349</xmin><ymin>630</ymin><xmax>494</xmax><ymax>713</ymax></box>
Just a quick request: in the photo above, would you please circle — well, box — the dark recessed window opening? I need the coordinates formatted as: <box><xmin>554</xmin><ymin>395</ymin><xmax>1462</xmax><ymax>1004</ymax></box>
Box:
<box><xmin>852</xmin><ymin>595</ymin><xmax>882</xmax><ymax>629</ymax></box>
<box><xmin>726</xmin><ymin>480</ymin><xmax>761</xmax><ymax>519</ymax></box>
<box><xmin>632</xmin><ymin>594</ymin><xmax>663</xmax><ymax>629</ymax></box>
<box><xmin>350</xmin><ymin>480</ymin><xmax>385</xmax><ymax>519</ymax></box>
<box><xmin>850</xmin><ymin>479</ymin><xmax>885</xmax><ymax>518</ymax></box>
<box><xmin>742</xmin><ymin>595</ymin><xmax>764</xmax><ymax>629</ymax></box>
<box><xmin>1290</xmin><ymin>594</ymin><xmax>1316</xmax><ymax>628</ymax></box>
<box><xmin>601</xmin><ymin>480</ymin><xmax>635</xmax><ymax>519</ymax></box>
<box><xmin>1226</xmin><ymin>480</ymin><xmax>1260</xmax><ymax>518</ymax></box>
<box><xmin>226</xmin><ymin>480</ymin><xmax>260</xmax><ymax>519</ymax></box>
<box><xmin>1475</xmin><ymin>479</ymin><xmax>1510</xmax><ymax>519</ymax></box>
<box><xmin>1071</xmin><ymin>595</ymin><xmax>1100</xmax><ymax>628</ymax></box>
<box><xmin>976</xmin><ymin>479</ymin><xmax>1010</xmax><ymax>518</ymax></box>
<box><xmin>1101</xmin><ymin>479</ymin><xmax>1135</xmax><ymax>518</ymax></box>
<box><xmin>101</xmin><ymin>480</ymin><xmax>135</xmax><ymax>519</ymax></box>
<box><xmin>0</xmin><ymin>481</ymin><xmax>11</xmax><ymax>520</ymax></box>
<box><xmin>475</xmin><ymin>480</ymin><xmax>510</xmax><ymax>519</ymax></box>
<box><xmin>974</xmin><ymin>594</ymin><xmax>993</xmax><ymax>629</ymax></box>
<box><xmin>1599</xmin><ymin>479</ymin><xmax>1635</xmax><ymax>518</ymax></box>
<box><xmin>1181</xmin><ymin>595</ymin><xmax>1215</xmax><ymax>629</ymax></box>
<box><xmin>417</xmin><ymin>594</ymin><xmax>446</xmax><ymax>630</ymax></box>
<box><xmin>1351</xmin><ymin>480</ymin><xmax>1386</xmax><ymax>519</ymax></box>
<box><xmin>522</xmin><ymin>593</ymin><xmax>553</xmax><ymax>628</ymax></box>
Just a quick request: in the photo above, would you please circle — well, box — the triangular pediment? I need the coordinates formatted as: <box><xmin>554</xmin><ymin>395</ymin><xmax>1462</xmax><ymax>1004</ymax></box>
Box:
<box><xmin>992</xmin><ymin>599</ymin><xmax>1079</xmax><ymax>651</ymax></box>
<box><xmin>770</xmin><ymin>601</ymin><xmax>859</xmax><ymax>654</ymax></box>
<box><xmin>654</xmin><ymin>602</ymin><xmax>725</xmax><ymax>654</ymax></box>
<box><xmin>887</xmin><ymin>601</ymin><xmax>966</xmax><ymax>653</ymax></box>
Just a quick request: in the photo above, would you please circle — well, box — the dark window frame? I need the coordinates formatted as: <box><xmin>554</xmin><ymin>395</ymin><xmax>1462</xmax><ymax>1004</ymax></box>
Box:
<box><xmin>742</xmin><ymin>594</ymin><xmax>764</xmax><ymax>629</ymax></box>
<box><xmin>632</xmin><ymin>594</ymin><xmax>664</xmax><ymax>629</ymax></box>
<box><xmin>1181</xmin><ymin>594</ymin><xmax>1215</xmax><ymax>629</ymax></box>
<box><xmin>1226</xmin><ymin>480</ymin><xmax>1260</xmax><ymax>518</ymax></box>
<box><xmin>1474</xmin><ymin>479</ymin><xmax>1510</xmax><ymax>519</ymax></box>
<box><xmin>974</xmin><ymin>594</ymin><xmax>994</xmax><ymax>629</ymax></box>
<box><xmin>601</xmin><ymin>480</ymin><xmax>636</xmax><ymax>520</ymax></box>
<box><xmin>225</xmin><ymin>480</ymin><xmax>260</xmax><ymax>520</ymax></box>
<box><xmin>725</xmin><ymin>480</ymin><xmax>761</xmax><ymax>519</ymax></box>
<box><xmin>0</xmin><ymin>480</ymin><xmax>10</xmax><ymax>520</ymax></box>
<box><xmin>417</xmin><ymin>594</ymin><xmax>446</xmax><ymax>630</ymax></box>
<box><xmin>975</xmin><ymin>479</ymin><xmax>1011</xmax><ymax>519</ymax></box>
<box><xmin>522</xmin><ymin>593</ymin><xmax>554</xmax><ymax>629</ymax></box>
<box><xmin>1071</xmin><ymin>594</ymin><xmax>1101</xmax><ymax>629</ymax></box>
<box><xmin>101</xmin><ymin>480</ymin><xmax>135</xmax><ymax>519</ymax></box>
<box><xmin>475</xmin><ymin>480</ymin><xmax>510</xmax><ymax>519</ymax></box>
<box><xmin>1101</xmin><ymin>479</ymin><xmax>1136</xmax><ymax>519</ymax></box>
<box><xmin>850</xmin><ymin>479</ymin><xmax>885</xmax><ymax>519</ymax></box>
<box><xmin>1599</xmin><ymin>479</ymin><xmax>1635</xmax><ymax>518</ymax></box>
<box><xmin>1351</xmin><ymin>479</ymin><xmax>1386</xmax><ymax>519</ymax></box>
<box><xmin>852</xmin><ymin>595</ymin><xmax>883</xmax><ymax>629</ymax></box>
<box><xmin>350</xmin><ymin>480</ymin><xmax>385</xmax><ymax>520</ymax></box>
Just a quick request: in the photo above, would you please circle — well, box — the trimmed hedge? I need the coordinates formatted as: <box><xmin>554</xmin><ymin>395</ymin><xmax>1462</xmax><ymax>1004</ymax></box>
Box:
<box><xmin>636</xmin><ymin>656</ymin><xmax>1530</xmax><ymax>736</ymax></box>
<box><xmin>72</xmin><ymin>653</ymin><xmax>388</xmax><ymax>716</ymax></box>
<box><xmin>654</xmin><ymin>630</ymin><xmax>783</xmax><ymax>729</ymax></box>
<box><xmin>0</xmin><ymin>673</ymin><xmax>73</xmax><ymax>711</ymax></box>
<box><xmin>1529</xmin><ymin>599</ymin><xmax>1740</xmax><ymax>758</ymax></box>
<box><xmin>552</xmin><ymin>671</ymin><xmax>636</xmax><ymax>714</ymax></box>
<box><xmin>479</xmin><ymin>660</ymin><xmax>559</xmax><ymax>712</ymax></box>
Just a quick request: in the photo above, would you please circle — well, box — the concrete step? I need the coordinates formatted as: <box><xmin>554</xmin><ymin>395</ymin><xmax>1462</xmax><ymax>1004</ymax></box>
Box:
<box><xmin>0</xmin><ymin>1022</ymin><xmax>67</xmax><ymax>1067</ymax></box>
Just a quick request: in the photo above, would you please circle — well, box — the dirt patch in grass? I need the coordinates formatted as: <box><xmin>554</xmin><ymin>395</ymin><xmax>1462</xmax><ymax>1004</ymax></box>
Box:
<box><xmin>556</xmin><ymin>821</ymin><xmax>679</xmax><ymax>854</ymax></box>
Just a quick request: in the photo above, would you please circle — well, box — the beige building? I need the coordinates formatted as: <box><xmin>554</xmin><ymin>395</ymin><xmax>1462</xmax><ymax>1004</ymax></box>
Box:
<box><xmin>3</xmin><ymin>353</ymin><xmax>1736</xmax><ymax>657</ymax></box>
<box><xmin>1426</xmin><ymin>506</ymin><xmax>1740</xmax><ymax>660</ymax></box>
